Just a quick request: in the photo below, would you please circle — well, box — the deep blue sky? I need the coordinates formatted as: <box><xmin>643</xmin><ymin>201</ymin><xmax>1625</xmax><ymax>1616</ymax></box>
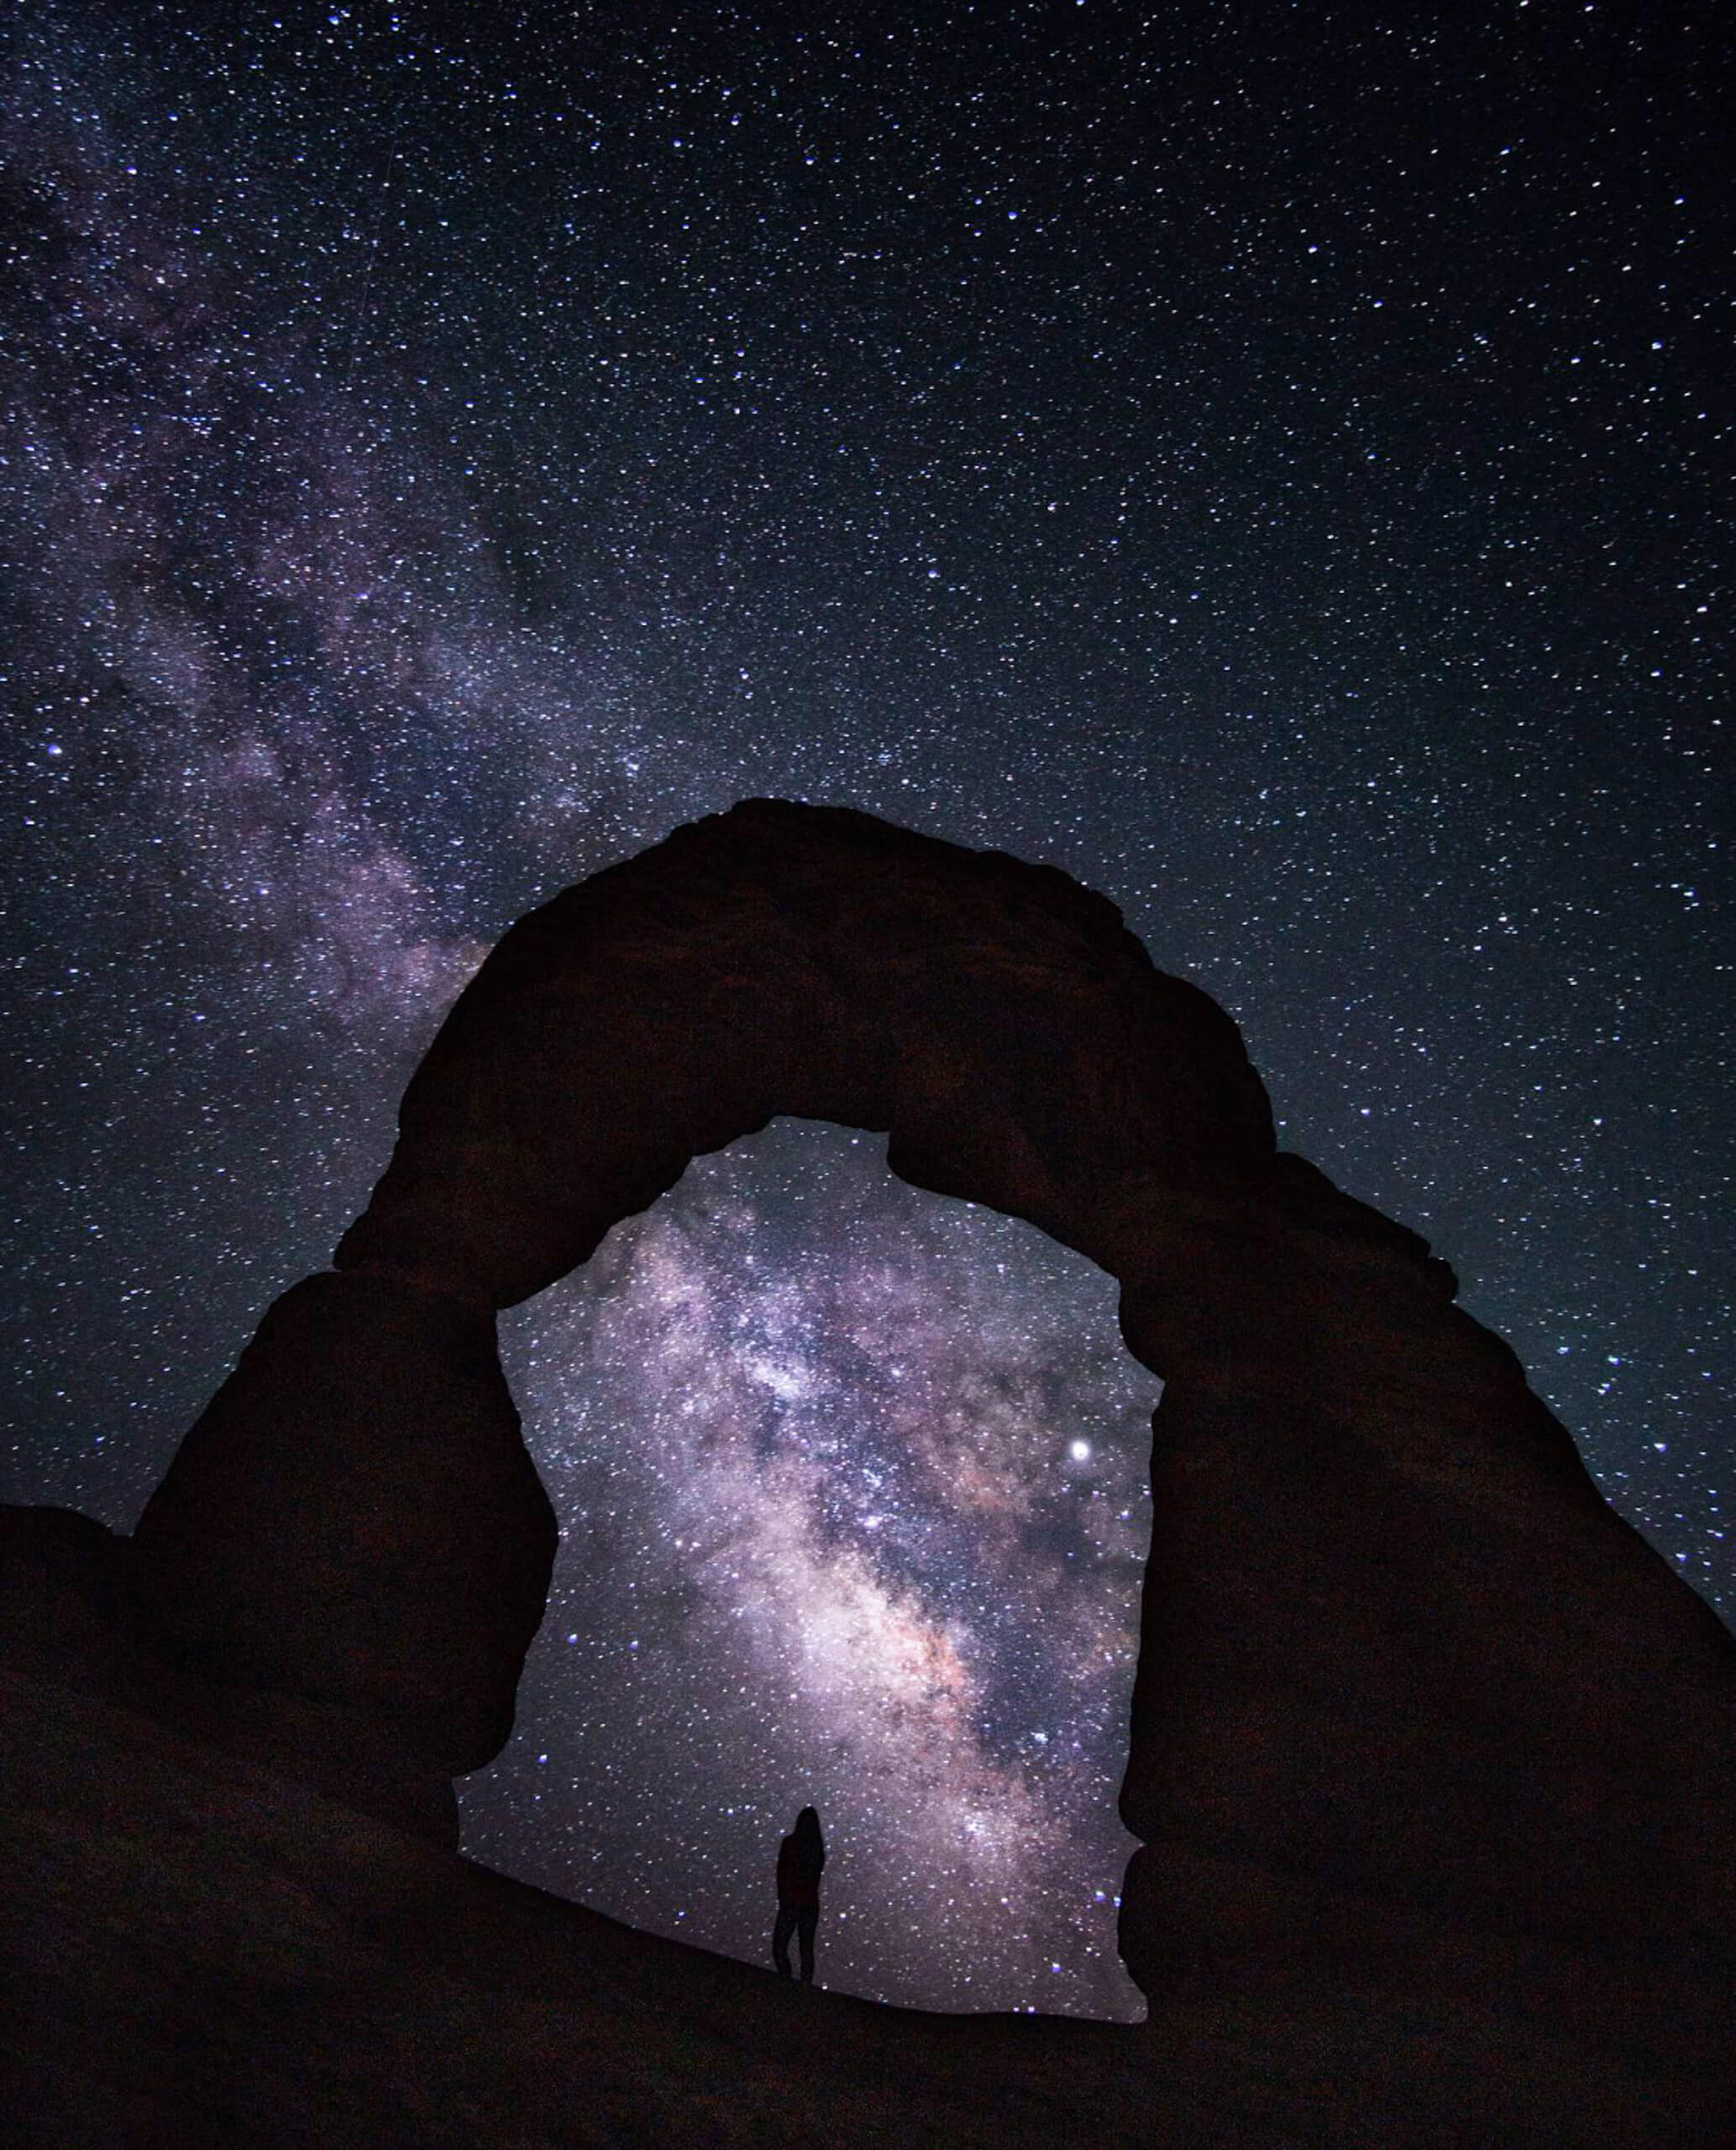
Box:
<box><xmin>3</xmin><ymin>2</ymin><xmax>1728</xmax><ymax>2016</ymax></box>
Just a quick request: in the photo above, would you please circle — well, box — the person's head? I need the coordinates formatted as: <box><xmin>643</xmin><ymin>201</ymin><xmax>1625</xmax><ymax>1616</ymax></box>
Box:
<box><xmin>795</xmin><ymin>1804</ymin><xmax>821</xmax><ymax>1845</ymax></box>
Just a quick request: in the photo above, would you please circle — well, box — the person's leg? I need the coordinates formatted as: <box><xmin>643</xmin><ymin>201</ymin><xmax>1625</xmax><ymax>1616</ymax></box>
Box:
<box><xmin>773</xmin><ymin>1905</ymin><xmax>797</xmax><ymax>1978</ymax></box>
<box><xmin>796</xmin><ymin>1905</ymin><xmax>817</xmax><ymax>1986</ymax></box>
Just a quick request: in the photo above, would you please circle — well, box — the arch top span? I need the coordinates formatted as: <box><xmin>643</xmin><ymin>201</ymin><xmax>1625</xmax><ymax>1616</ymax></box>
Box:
<box><xmin>333</xmin><ymin>798</ymin><xmax>1277</xmax><ymax>1310</ymax></box>
<box><xmin>130</xmin><ymin>798</ymin><xmax>1736</xmax><ymax>2014</ymax></box>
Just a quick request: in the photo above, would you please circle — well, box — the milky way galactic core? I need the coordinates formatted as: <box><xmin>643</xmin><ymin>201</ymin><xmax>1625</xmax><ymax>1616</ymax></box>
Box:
<box><xmin>3</xmin><ymin>4</ymin><xmax>1728</xmax><ymax>2016</ymax></box>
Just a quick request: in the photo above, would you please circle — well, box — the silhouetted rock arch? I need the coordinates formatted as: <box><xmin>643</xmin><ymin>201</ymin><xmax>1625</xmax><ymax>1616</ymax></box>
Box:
<box><xmin>131</xmin><ymin>799</ymin><xmax>1736</xmax><ymax>2006</ymax></box>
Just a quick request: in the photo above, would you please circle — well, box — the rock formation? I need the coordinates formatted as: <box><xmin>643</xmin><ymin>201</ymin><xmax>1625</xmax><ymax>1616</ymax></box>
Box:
<box><xmin>9</xmin><ymin>797</ymin><xmax>1736</xmax><ymax>2143</ymax></box>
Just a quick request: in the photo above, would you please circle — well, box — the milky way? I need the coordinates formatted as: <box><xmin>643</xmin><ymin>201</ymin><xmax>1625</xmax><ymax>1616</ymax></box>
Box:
<box><xmin>3</xmin><ymin>3</ymin><xmax>1728</xmax><ymax>2016</ymax></box>
<box><xmin>466</xmin><ymin>1123</ymin><xmax>1158</xmax><ymax>2016</ymax></box>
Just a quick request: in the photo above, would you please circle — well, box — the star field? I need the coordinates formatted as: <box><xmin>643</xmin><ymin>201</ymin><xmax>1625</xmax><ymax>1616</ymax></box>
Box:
<box><xmin>2</xmin><ymin>2</ymin><xmax>1729</xmax><ymax>2019</ymax></box>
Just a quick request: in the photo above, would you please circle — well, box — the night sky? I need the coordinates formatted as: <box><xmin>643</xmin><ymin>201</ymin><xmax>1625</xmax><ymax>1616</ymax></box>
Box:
<box><xmin>3</xmin><ymin>2</ymin><xmax>1728</xmax><ymax>2021</ymax></box>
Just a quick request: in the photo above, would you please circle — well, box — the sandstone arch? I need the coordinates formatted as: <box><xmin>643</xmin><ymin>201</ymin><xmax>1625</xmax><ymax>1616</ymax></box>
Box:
<box><xmin>130</xmin><ymin>798</ymin><xmax>1736</xmax><ymax>2006</ymax></box>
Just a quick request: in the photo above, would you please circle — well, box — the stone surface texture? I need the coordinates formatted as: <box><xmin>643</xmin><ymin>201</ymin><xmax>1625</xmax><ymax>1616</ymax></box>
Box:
<box><xmin>12</xmin><ymin>797</ymin><xmax>1735</xmax><ymax>2142</ymax></box>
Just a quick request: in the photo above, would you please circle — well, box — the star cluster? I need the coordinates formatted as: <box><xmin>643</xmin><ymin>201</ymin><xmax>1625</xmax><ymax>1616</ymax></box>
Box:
<box><xmin>2</xmin><ymin>2</ymin><xmax>1728</xmax><ymax>2016</ymax></box>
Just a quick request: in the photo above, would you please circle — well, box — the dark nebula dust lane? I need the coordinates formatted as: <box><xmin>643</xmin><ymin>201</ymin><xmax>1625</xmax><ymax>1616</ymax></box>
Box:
<box><xmin>3</xmin><ymin>3</ymin><xmax>1729</xmax><ymax>2015</ymax></box>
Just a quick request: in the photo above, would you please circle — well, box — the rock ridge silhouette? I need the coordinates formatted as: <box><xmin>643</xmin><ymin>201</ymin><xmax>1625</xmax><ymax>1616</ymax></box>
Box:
<box><xmin>6</xmin><ymin>798</ymin><xmax>1733</xmax><ymax>2144</ymax></box>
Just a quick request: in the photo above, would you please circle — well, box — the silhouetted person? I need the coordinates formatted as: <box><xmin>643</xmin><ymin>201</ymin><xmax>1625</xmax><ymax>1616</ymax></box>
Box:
<box><xmin>772</xmin><ymin>1806</ymin><xmax>825</xmax><ymax>1986</ymax></box>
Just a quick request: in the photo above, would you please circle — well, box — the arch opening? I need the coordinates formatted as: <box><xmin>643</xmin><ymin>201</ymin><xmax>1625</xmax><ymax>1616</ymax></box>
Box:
<box><xmin>459</xmin><ymin>1118</ymin><xmax>1160</xmax><ymax>2020</ymax></box>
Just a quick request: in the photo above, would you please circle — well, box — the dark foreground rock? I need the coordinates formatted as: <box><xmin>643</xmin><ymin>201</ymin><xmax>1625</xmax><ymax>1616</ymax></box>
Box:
<box><xmin>4</xmin><ymin>1523</ymin><xmax>1728</xmax><ymax>2149</ymax></box>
